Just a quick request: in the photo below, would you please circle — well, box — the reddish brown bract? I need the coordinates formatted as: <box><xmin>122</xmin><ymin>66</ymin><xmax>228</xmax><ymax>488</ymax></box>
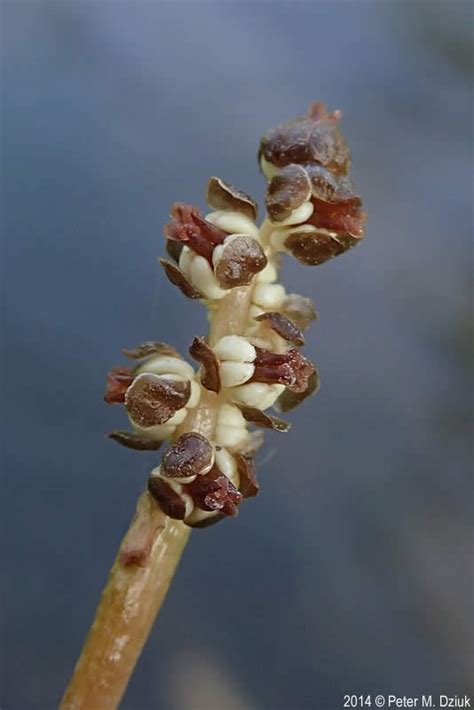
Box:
<box><xmin>104</xmin><ymin>367</ymin><xmax>134</xmax><ymax>404</ymax></box>
<box><xmin>189</xmin><ymin>337</ymin><xmax>221</xmax><ymax>393</ymax></box>
<box><xmin>234</xmin><ymin>402</ymin><xmax>290</xmax><ymax>432</ymax></box>
<box><xmin>187</xmin><ymin>465</ymin><xmax>242</xmax><ymax>516</ymax></box>
<box><xmin>164</xmin><ymin>203</ymin><xmax>226</xmax><ymax>264</ymax></box>
<box><xmin>251</xmin><ymin>347</ymin><xmax>315</xmax><ymax>393</ymax></box>
<box><xmin>159</xmin><ymin>258</ymin><xmax>203</xmax><ymax>299</ymax></box>
<box><xmin>255</xmin><ymin>312</ymin><xmax>305</xmax><ymax>346</ymax></box>
<box><xmin>108</xmin><ymin>431</ymin><xmax>163</xmax><ymax>451</ymax></box>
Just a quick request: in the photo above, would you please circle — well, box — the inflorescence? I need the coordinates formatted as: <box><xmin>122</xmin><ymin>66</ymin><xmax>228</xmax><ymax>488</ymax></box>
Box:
<box><xmin>104</xmin><ymin>102</ymin><xmax>366</xmax><ymax>528</ymax></box>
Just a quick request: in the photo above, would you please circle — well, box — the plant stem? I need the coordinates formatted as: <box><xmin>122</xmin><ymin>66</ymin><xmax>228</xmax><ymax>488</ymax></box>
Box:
<box><xmin>60</xmin><ymin>495</ymin><xmax>190</xmax><ymax>710</ymax></box>
<box><xmin>60</xmin><ymin>283</ymin><xmax>256</xmax><ymax>709</ymax></box>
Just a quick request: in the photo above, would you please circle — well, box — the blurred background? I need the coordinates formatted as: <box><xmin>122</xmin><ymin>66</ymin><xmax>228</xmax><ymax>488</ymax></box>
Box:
<box><xmin>2</xmin><ymin>1</ymin><xmax>473</xmax><ymax>708</ymax></box>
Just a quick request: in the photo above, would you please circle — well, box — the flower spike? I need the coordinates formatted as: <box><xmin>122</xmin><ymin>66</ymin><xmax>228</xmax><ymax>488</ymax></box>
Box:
<box><xmin>104</xmin><ymin>101</ymin><xmax>365</xmax><ymax>527</ymax></box>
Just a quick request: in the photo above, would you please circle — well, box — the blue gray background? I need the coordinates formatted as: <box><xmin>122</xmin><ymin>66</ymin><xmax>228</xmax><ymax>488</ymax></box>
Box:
<box><xmin>2</xmin><ymin>1</ymin><xmax>473</xmax><ymax>709</ymax></box>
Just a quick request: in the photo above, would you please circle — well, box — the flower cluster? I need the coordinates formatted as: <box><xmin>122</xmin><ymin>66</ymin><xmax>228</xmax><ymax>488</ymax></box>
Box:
<box><xmin>104</xmin><ymin>102</ymin><xmax>365</xmax><ymax>527</ymax></box>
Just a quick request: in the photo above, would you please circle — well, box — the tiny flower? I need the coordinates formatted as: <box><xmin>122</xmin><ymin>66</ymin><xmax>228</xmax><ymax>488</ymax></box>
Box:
<box><xmin>260</xmin><ymin>102</ymin><xmax>366</xmax><ymax>265</ymax></box>
<box><xmin>147</xmin><ymin>437</ymin><xmax>246</xmax><ymax>527</ymax></box>
<box><xmin>164</xmin><ymin>201</ymin><xmax>267</xmax><ymax>299</ymax></box>
<box><xmin>105</xmin><ymin>349</ymin><xmax>201</xmax><ymax>447</ymax></box>
<box><xmin>258</xmin><ymin>101</ymin><xmax>351</xmax><ymax>179</ymax></box>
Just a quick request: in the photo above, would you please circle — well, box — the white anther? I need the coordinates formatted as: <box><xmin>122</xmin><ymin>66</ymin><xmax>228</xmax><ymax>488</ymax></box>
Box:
<box><xmin>131</xmin><ymin>422</ymin><xmax>176</xmax><ymax>440</ymax></box>
<box><xmin>189</xmin><ymin>254</ymin><xmax>227</xmax><ymax>300</ymax></box>
<box><xmin>214</xmin><ymin>425</ymin><xmax>249</xmax><ymax>449</ymax></box>
<box><xmin>213</xmin><ymin>335</ymin><xmax>256</xmax><ymax>363</ymax></box>
<box><xmin>231</xmin><ymin>382</ymin><xmax>285</xmax><ymax>409</ymax></box>
<box><xmin>187</xmin><ymin>380</ymin><xmax>201</xmax><ymax>409</ymax></box>
<box><xmin>256</xmin><ymin>260</ymin><xmax>278</xmax><ymax>283</ymax></box>
<box><xmin>215</xmin><ymin>448</ymin><xmax>239</xmax><ymax>488</ymax></box>
<box><xmin>252</xmin><ymin>283</ymin><xmax>286</xmax><ymax>309</ymax></box>
<box><xmin>179</xmin><ymin>245</ymin><xmax>194</xmax><ymax>275</ymax></box>
<box><xmin>219</xmin><ymin>361</ymin><xmax>255</xmax><ymax>388</ymax></box>
<box><xmin>180</xmin><ymin>247</ymin><xmax>227</xmax><ymax>300</ymax></box>
<box><xmin>272</xmin><ymin>201</ymin><xmax>314</xmax><ymax>227</ymax></box>
<box><xmin>260</xmin><ymin>156</ymin><xmax>279</xmax><ymax>181</ymax></box>
<box><xmin>136</xmin><ymin>355</ymin><xmax>195</xmax><ymax>380</ymax></box>
<box><xmin>217</xmin><ymin>403</ymin><xmax>247</xmax><ymax>428</ymax></box>
<box><xmin>214</xmin><ymin>403</ymin><xmax>248</xmax><ymax>449</ymax></box>
<box><xmin>152</xmin><ymin>465</ymin><xmax>197</xmax><ymax>487</ymax></box>
<box><xmin>165</xmin><ymin>408</ymin><xmax>188</xmax><ymax>426</ymax></box>
<box><xmin>248</xmin><ymin>304</ymin><xmax>265</xmax><ymax>319</ymax></box>
<box><xmin>164</xmin><ymin>478</ymin><xmax>195</xmax><ymax>517</ymax></box>
<box><xmin>206</xmin><ymin>210</ymin><xmax>259</xmax><ymax>239</ymax></box>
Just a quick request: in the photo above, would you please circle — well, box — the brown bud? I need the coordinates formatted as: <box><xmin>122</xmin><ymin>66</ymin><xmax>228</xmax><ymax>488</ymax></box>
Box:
<box><xmin>122</xmin><ymin>341</ymin><xmax>182</xmax><ymax>360</ymax></box>
<box><xmin>265</xmin><ymin>164</ymin><xmax>312</xmax><ymax>222</ymax></box>
<box><xmin>164</xmin><ymin>202</ymin><xmax>226</xmax><ymax>263</ymax></box>
<box><xmin>255</xmin><ymin>312</ymin><xmax>305</xmax><ymax>346</ymax></box>
<box><xmin>206</xmin><ymin>176</ymin><xmax>258</xmax><ymax>221</ymax></box>
<box><xmin>108</xmin><ymin>431</ymin><xmax>163</xmax><ymax>451</ymax></box>
<box><xmin>162</xmin><ymin>432</ymin><xmax>214</xmax><ymax>479</ymax></box>
<box><xmin>251</xmin><ymin>347</ymin><xmax>315</xmax><ymax>393</ymax></box>
<box><xmin>104</xmin><ymin>366</ymin><xmax>134</xmax><ymax>404</ymax></box>
<box><xmin>235</xmin><ymin>430</ymin><xmax>265</xmax><ymax>457</ymax></box>
<box><xmin>259</xmin><ymin>102</ymin><xmax>351</xmax><ymax>176</ymax></box>
<box><xmin>284</xmin><ymin>229</ymin><xmax>356</xmax><ymax>266</ymax></box>
<box><xmin>160</xmin><ymin>258</ymin><xmax>203</xmax><ymax>299</ymax></box>
<box><xmin>187</xmin><ymin>464</ymin><xmax>242</xmax><ymax>516</ymax></box>
<box><xmin>234</xmin><ymin>454</ymin><xmax>259</xmax><ymax>498</ymax></box>
<box><xmin>275</xmin><ymin>370</ymin><xmax>320</xmax><ymax>412</ymax></box>
<box><xmin>125</xmin><ymin>373</ymin><xmax>191</xmax><ymax>427</ymax></box>
<box><xmin>281</xmin><ymin>294</ymin><xmax>318</xmax><ymax>331</ymax></box>
<box><xmin>233</xmin><ymin>402</ymin><xmax>290</xmax><ymax>432</ymax></box>
<box><xmin>147</xmin><ymin>475</ymin><xmax>187</xmax><ymax>520</ymax></box>
<box><xmin>189</xmin><ymin>336</ymin><xmax>221</xmax><ymax>393</ymax></box>
<box><xmin>214</xmin><ymin>235</ymin><xmax>267</xmax><ymax>289</ymax></box>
